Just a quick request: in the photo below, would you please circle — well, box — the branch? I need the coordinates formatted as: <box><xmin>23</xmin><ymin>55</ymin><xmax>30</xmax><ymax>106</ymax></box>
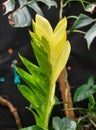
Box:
<box><xmin>58</xmin><ymin>68</ymin><xmax>75</xmax><ymax>120</ymax></box>
<box><xmin>0</xmin><ymin>96</ymin><xmax>22</xmax><ymax>129</ymax></box>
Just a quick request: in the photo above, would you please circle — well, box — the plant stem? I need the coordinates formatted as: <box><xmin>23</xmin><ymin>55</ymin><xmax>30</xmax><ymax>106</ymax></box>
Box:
<box><xmin>0</xmin><ymin>96</ymin><xmax>22</xmax><ymax>129</ymax></box>
<box><xmin>58</xmin><ymin>69</ymin><xmax>75</xmax><ymax>120</ymax></box>
<box><xmin>43</xmin><ymin>83</ymin><xmax>56</xmax><ymax>129</ymax></box>
<box><xmin>63</xmin><ymin>0</ymin><xmax>90</xmax><ymax>9</ymax></box>
<box><xmin>88</xmin><ymin>118</ymin><xmax>96</xmax><ymax>128</ymax></box>
<box><xmin>64</xmin><ymin>107</ymin><xmax>89</xmax><ymax>112</ymax></box>
<box><xmin>63</xmin><ymin>0</ymin><xmax>81</xmax><ymax>8</ymax></box>
<box><xmin>73</xmin><ymin>29</ymin><xmax>86</xmax><ymax>34</ymax></box>
<box><xmin>59</xmin><ymin>0</ymin><xmax>64</xmax><ymax>20</ymax></box>
<box><xmin>77</xmin><ymin>115</ymin><xmax>87</xmax><ymax>124</ymax></box>
<box><xmin>88</xmin><ymin>95</ymin><xmax>95</xmax><ymax>105</ymax></box>
<box><xmin>67</xmin><ymin>29</ymin><xmax>86</xmax><ymax>34</ymax></box>
<box><xmin>67</xmin><ymin>15</ymin><xmax>78</xmax><ymax>19</ymax></box>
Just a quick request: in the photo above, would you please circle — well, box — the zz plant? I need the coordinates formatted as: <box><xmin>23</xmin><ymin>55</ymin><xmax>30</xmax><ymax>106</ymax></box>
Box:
<box><xmin>16</xmin><ymin>15</ymin><xmax>71</xmax><ymax>129</ymax></box>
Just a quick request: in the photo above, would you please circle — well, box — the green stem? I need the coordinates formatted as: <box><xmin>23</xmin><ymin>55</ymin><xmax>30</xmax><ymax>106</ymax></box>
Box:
<box><xmin>88</xmin><ymin>118</ymin><xmax>96</xmax><ymax>128</ymax></box>
<box><xmin>73</xmin><ymin>29</ymin><xmax>86</xmax><ymax>34</ymax></box>
<box><xmin>77</xmin><ymin>115</ymin><xmax>88</xmax><ymax>124</ymax></box>
<box><xmin>83</xmin><ymin>0</ymin><xmax>91</xmax><ymax>5</ymax></box>
<box><xmin>67</xmin><ymin>15</ymin><xmax>78</xmax><ymax>19</ymax></box>
<box><xmin>59</xmin><ymin>0</ymin><xmax>64</xmax><ymax>20</ymax></box>
<box><xmin>63</xmin><ymin>0</ymin><xmax>90</xmax><ymax>9</ymax></box>
<box><xmin>64</xmin><ymin>107</ymin><xmax>89</xmax><ymax>112</ymax></box>
<box><xmin>67</xmin><ymin>29</ymin><xmax>86</xmax><ymax>34</ymax></box>
<box><xmin>88</xmin><ymin>95</ymin><xmax>95</xmax><ymax>105</ymax></box>
<box><xmin>63</xmin><ymin>0</ymin><xmax>81</xmax><ymax>8</ymax></box>
<box><xmin>43</xmin><ymin>83</ymin><xmax>56</xmax><ymax>129</ymax></box>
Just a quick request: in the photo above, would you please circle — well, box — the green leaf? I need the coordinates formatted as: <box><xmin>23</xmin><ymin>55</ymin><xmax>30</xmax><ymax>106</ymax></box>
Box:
<box><xmin>61</xmin><ymin>117</ymin><xmax>71</xmax><ymax>130</ymax></box>
<box><xmin>2</xmin><ymin>0</ymin><xmax>15</xmax><ymax>15</ymax></box>
<box><xmin>30</xmin><ymin>32</ymin><xmax>50</xmax><ymax>56</ymax></box>
<box><xmin>16</xmin><ymin>64</ymin><xmax>51</xmax><ymax>122</ymax></box>
<box><xmin>18</xmin><ymin>84</ymin><xmax>41</xmax><ymax>108</ymax></box>
<box><xmin>3</xmin><ymin>0</ymin><xmax>57</xmax><ymax>28</ymax></box>
<box><xmin>85</xmin><ymin>3</ymin><xmax>96</xmax><ymax>13</ymax></box>
<box><xmin>36</xmin><ymin>0</ymin><xmax>57</xmax><ymax>8</ymax></box>
<box><xmin>88</xmin><ymin>95</ymin><xmax>95</xmax><ymax>106</ymax></box>
<box><xmin>70</xmin><ymin>14</ymin><xmax>94</xmax><ymax>32</ymax></box>
<box><xmin>32</xmin><ymin>41</ymin><xmax>52</xmax><ymax>76</ymax></box>
<box><xmin>74</xmin><ymin>84</ymin><xmax>96</xmax><ymax>103</ymax></box>
<box><xmin>16</xmin><ymin>67</ymin><xmax>48</xmax><ymax>97</ymax></box>
<box><xmin>66</xmin><ymin>121</ymin><xmax>76</xmax><ymax>130</ymax></box>
<box><xmin>19</xmin><ymin>54</ymin><xmax>42</xmax><ymax>75</ymax></box>
<box><xmin>18</xmin><ymin>0</ymin><xmax>27</xmax><ymax>6</ymax></box>
<box><xmin>27</xmin><ymin>2</ymin><xmax>43</xmax><ymax>16</ymax></box>
<box><xmin>52</xmin><ymin>117</ymin><xmax>76</xmax><ymax>130</ymax></box>
<box><xmin>18</xmin><ymin>55</ymin><xmax>50</xmax><ymax>93</ymax></box>
<box><xmin>9</xmin><ymin>7</ymin><xmax>31</xmax><ymax>27</ymax></box>
<box><xmin>87</xmin><ymin>76</ymin><xmax>94</xmax><ymax>86</ymax></box>
<box><xmin>84</xmin><ymin>23</ymin><xmax>96</xmax><ymax>49</ymax></box>
<box><xmin>52</xmin><ymin>117</ymin><xmax>61</xmax><ymax>130</ymax></box>
<box><xmin>28</xmin><ymin>108</ymin><xmax>46</xmax><ymax>128</ymax></box>
<box><xmin>20</xmin><ymin>125</ymin><xmax>44</xmax><ymax>130</ymax></box>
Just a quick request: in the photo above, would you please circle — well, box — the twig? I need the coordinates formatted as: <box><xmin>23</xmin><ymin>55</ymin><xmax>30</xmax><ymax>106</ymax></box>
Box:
<box><xmin>59</xmin><ymin>0</ymin><xmax>63</xmax><ymax>20</ymax></box>
<box><xmin>0</xmin><ymin>96</ymin><xmax>22</xmax><ymax>129</ymax></box>
<box><xmin>88</xmin><ymin>118</ymin><xmax>96</xmax><ymax>128</ymax></box>
<box><xmin>58</xmin><ymin>68</ymin><xmax>75</xmax><ymax>120</ymax></box>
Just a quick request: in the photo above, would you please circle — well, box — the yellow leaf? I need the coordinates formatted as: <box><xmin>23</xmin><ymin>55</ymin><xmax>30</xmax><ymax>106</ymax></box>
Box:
<box><xmin>54</xmin><ymin>17</ymin><xmax>67</xmax><ymax>33</ymax></box>
<box><xmin>53</xmin><ymin>17</ymin><xmax>67</xmax><ymax>46</ymax></box>
<box><xmin>34</xmin><ymin>15</ymin><xmax>53</xmax><ymax>40</ymax></box>
<box><xmin>52</xmin><ymin>41</ymin><xmax>71</xmax><ymax>82</ymax></box>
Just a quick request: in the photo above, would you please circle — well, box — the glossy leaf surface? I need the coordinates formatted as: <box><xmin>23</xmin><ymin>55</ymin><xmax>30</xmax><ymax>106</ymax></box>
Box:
<box><xmin>17</xmin><ymin>15</ymin><xmax>71</xmax><ymax>129</ymax></box>
<box><xmin>84</xmin><ymin>23</ymin><xmax>96</xmax><ymax>49</ymax></box>
<box><xmin>74</xmin><ymin>76</ymin><xmax>96</xmax><ymax>103</ymax></box>
<box><xmin>52</xmin><ymin>117</ymin><xmax>76</xmax><ymax>130</ymax></box>
<box><xmin>70</xmin><ymin>14</ymin><xmax>94</xmax><ymax>32</ymax></box>
<box><xmin>3</xmin><ymin>0</ymin><xmax>57</xmax><ymax>27</ymax></box>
